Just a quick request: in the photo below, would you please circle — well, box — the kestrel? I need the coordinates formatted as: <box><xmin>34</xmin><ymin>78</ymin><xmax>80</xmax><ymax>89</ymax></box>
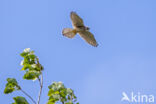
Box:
<box><xmin>62</xmin><ymin>12</ymin><xmax>98</xmax><ymax>47</ymax></box>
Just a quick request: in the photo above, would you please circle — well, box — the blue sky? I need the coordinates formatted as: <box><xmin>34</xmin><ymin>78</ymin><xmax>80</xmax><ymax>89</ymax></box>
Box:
<box><xmin>1</xmin><ymin>0</ymin><xmax>156</xmax><ymax>104</ymax></box>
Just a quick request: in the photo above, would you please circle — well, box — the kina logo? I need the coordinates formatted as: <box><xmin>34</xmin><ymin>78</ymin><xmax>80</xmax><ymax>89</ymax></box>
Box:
<box><xmin>121</xmin><ymin>92</ymin><xmax>154</xmax><ymax>103</ymax></box>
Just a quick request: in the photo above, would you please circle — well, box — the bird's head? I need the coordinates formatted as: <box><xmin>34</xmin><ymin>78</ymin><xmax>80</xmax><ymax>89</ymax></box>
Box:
<box><xmin>85</xmin><ymin>26</ymin><xmax>90</xmax><ymax>30</ymax></box>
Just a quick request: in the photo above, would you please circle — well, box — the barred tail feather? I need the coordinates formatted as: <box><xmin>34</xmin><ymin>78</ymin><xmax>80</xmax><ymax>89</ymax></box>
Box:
<box><xmin>62</xmin><ymin>28</ymin><xmax>77</xmax><ymax>38</ymax></box>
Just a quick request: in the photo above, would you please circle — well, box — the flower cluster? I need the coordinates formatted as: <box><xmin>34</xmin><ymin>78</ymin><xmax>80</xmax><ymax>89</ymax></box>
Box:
<box><xmin>47</xmin><ymin>82</ymin><xmax>79</xmax><ymax>104</ymax></box>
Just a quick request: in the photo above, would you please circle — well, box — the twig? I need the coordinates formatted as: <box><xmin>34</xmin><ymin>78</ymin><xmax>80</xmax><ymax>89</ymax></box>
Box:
<box><xmin>20</xmin><ymin>88</ymin><xmax>36</xmax><ymax>104</ymax></box>
<box><xmin>61</xmin><ymin>100</ymin><xmax>65</xmax><ymax>104</ymax></box>
<box><xmin>37</xmin><ymin>72</ymin><xmax>43</xmax><ymax>104</ymax></box>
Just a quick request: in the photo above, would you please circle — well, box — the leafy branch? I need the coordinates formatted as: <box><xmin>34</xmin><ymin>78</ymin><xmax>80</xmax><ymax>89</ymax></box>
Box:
<box><xmin>4</xmin><ymin>48</ymin><xmax>79</xmax><ymax>104</ymax></box>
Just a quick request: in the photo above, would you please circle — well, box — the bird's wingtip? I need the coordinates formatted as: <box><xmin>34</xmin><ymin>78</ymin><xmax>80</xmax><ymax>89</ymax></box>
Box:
<box><xmin>70</xmin><ymin>11</ymin><xmax>76</xmax><ymax>15</ymax></box>
<box><xmin>95</xmin><ymin>43</ymin><xmax>99</xmax><ymax>47</ymax></box>
<box><xmin>92</xmin><ymin>43</ymin><xmax>98</xmax><ymax>47</ymax></box>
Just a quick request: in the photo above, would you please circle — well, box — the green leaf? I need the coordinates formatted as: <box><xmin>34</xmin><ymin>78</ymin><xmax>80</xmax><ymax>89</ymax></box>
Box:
<box><xmin>47</xmin><ymin>96</ymin><xmax>58</xmax><ymax>104</ymax></box>
<box><xmin>60</xmin><ymin>89</ymin><xmax>67</xmax><ymax>98</ymax></box>
<box><xmin>30</xmin><ymin>64</ymin><xmax>41</xmax><ymax>71</ymax></box>
<box><xmin>4</xmin><ymin>78</ymin><xmax>20</xmax><ymax>94</ymax></box>
<box><xmin>4</xmin><ymin>87</ymin><xmax>15</xmax><ymax>94</ymax></box>
<box><xmin>20</xmin><ymin>52</ymin><xmax>29</xmax><ymax>57</ymax></box>
<box><xmin>24</xmin><ymin>56</ymin><xmax>35</xmax><ymax>65</ymax></box>
<box><xmin>48</xmin><ymin>89</ymin><xmax>55</xmax><ymax>96</ymax></box>
<box><xmin>29</xmin><ymin>54</ymin><xmax>36</xmax><ymax>59</ymax></box>
<box><xmin>23</xmin><ymin>71</ymin><xmax>40</xmax><ymax>80</ymax></box>
<box><xmin>7</xmin><ymin>78</ymin><xmax>18</xmax><ymax>85</ymax></box>
<box><xmin>47</xmin><ymin>101</ymin><xmax>55</xmax><ymax>104</ymax></box>
<box><xmin>12</xmin><ymin>96</ymin><xmax>29</xmax><ymax>104</ymax></box>
<box><xmin>21</xmin><ymin>64</ymin><xmax>30</xmax><ymax>70</ymax></box>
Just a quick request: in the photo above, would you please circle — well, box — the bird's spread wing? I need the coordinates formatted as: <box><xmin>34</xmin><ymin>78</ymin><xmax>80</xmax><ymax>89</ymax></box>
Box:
<box><xmin>62</xmin><ymin>28</ymin><xmax>77</xmax><ymax>38</ymax></box>
<box><xmin>78</xmin><ymin>30</ymin><xmax>98</xmax><ymax>47</ymax></box>
<box><xmin>70</xmin><ymin>12</ymin><xmax>84</xmax><ymax>28</ymax></box>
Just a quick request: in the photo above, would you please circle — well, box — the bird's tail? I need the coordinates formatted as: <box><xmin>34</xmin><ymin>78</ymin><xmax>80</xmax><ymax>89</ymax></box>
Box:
<box><xmin>62</xmin><ymin>28</ymin><xmax>77</xmax><ymax>38</ymax></box>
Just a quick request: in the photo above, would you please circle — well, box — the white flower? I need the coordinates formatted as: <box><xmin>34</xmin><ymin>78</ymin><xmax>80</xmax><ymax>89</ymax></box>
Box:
<box><xmin>58</xmin><ymin>81</ymin><xmax>63</xmax><ymax>84</ymax></box>
<box><xmin>57</xmin><ymin>81</ymin><xmax>64</xmax><ymax>89</ymax></box>
<box><xmin>23</xmin><ymin>48</ymin><xmax>30</xmax><ymax>53</ymax></box>
<box><xmin>28</xmin><ymin>51</ymin><xmax>34</xmax><ymax>55</ymax></box>
<box><xmin>20</xmin><ymin>60</ymin><xmax>24</xmax><ymax>66</ymax></box>
<box><xmin>67</xmin><ymin>88</ymin><xmax>73</xmax><ymax>94</ymax></box>
<box><xmin>31</xmin><ymin>64</ymin><xmax>37</xmax><ymax>68</ymax></box>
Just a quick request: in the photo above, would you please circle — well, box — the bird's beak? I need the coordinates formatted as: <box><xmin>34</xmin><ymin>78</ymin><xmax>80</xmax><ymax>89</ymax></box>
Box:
<box><xmin>86</xmin><ymin>27</ymin><xmax>90</xmax><ymax>30</ymax></box>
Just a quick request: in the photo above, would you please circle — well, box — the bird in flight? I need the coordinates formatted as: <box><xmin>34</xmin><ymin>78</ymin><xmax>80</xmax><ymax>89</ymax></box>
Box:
<box><xmin>62</xmin><ymin>12</ymin><xmax>98</xmax><ymax>47</ymax></box>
